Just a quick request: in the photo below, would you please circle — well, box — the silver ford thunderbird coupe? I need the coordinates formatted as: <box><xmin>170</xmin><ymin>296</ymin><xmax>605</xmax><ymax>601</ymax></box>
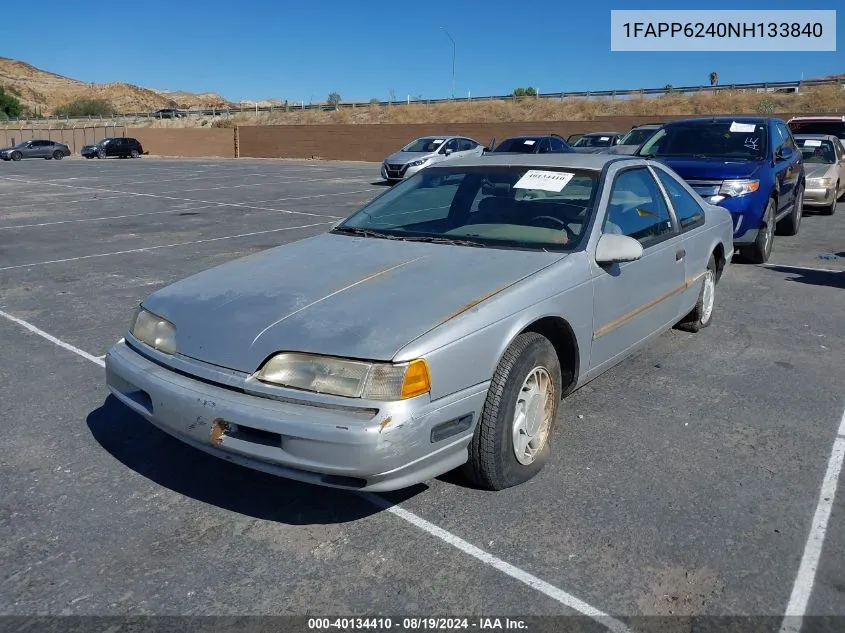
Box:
<box><xmin>105</xmin><ymin>154</ymin><xmax>733</xmax><ymax>492</ymax></box>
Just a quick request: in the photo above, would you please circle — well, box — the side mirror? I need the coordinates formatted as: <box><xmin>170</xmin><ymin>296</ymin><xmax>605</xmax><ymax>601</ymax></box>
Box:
<box><xmin>444</xmin><ymin>148</ymin><xmax>453</xmax><ymax>156</ymax></box>
<box><xmin>595</xmin><ymin>234</ymin><xmax>644</xmax><ymax>265</ymax></box>
<box><xmin>777</xmin><ymin>146</ymin><xmax>794</xmax><ymax>161</ymax></box>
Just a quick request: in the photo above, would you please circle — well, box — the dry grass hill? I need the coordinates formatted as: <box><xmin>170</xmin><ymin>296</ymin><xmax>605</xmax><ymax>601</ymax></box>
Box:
<box><xmin>0</xmin><ymin>57</ymin><xmax>232</xmax><ymax>114</ymax></box>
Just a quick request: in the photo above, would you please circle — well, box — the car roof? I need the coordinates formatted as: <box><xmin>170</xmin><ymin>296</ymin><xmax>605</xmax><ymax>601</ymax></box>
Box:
<box><xmin>581</xmin><ymin>131</ymin><xmax>623</xmax><ymax>136</ymax></box>
<box><xmin>439</xmin><ymin>152</ymin><xmax>640</xmax><ymax>171</ymax></box>
<box><xmin>788</xmin><ymin>115</ymin><xmax>845</xmax><ymax>122</ymax></box>
<box><xmin>500</xmin><ymin>134</ymin><xmax>561</xmax><ymax>140</ymax></box>
<box><xmin>631</xmin><ymin>123</ymin><xmax>663</xmax><ymax>129</ymax></box>
<box><xmin>665</xmin><ymin>116</ymin><xmax>777</xmax><ymax>126</ymax></box>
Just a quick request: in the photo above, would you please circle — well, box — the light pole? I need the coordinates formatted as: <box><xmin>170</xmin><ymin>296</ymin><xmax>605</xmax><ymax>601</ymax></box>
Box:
<box><xmin>441</xmin><ymin>27</ymin><xmax>456</xmax><ymax>99</ymax></box>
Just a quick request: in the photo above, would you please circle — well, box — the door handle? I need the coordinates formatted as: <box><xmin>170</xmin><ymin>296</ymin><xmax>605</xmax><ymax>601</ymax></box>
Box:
<box><xmin>676</xmin><ymin>249</ymin><xmax>686</xmax><ymax>261</ymax></box>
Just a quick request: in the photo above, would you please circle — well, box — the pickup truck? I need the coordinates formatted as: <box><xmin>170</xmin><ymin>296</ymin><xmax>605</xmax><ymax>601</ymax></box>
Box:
<box><xmin>636</xmin><ymin>116</ymin><xmax>805</xmax><ymax>263</ymax></box>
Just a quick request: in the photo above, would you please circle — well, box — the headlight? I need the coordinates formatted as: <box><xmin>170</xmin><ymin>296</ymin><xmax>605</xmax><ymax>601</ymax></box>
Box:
<box><xmin>407</xmin><ymin>158</ymin><xmax>428</xmax><ymax>167</ymax></box>
<box><xmin>253</xmin><ymin>353</ymin><xmax>431</xmax><ymax>400</ymax></box>
<box><xmin>130</xmin><ymin>308</ymin><xmax>177</xmax><ymax>354</ymax></box>
<box><xmin>808</xmin><ymin>177</ymin><xmax>835</xmax><ymax>188</ymax></box>
<box><xmin>718</xmin><ymin>179</ymin><xmax>760</xmax><ymax>197</ymax></box>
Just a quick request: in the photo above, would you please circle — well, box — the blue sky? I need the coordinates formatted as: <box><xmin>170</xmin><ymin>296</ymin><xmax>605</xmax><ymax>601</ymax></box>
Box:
<box><xmin>2</xmin><ymin>0</ymin><xmax>841</xmax><ymax>103</ymax></box>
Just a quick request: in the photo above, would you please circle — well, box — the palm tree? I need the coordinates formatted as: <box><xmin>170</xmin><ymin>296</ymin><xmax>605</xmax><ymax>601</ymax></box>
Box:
<box><xmin>709</xmin><ymin>72</ymin><xmax>719</xmax><ymax>86</ymax></box>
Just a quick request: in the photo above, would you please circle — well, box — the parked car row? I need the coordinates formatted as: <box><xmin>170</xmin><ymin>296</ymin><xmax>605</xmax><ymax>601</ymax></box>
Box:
<box><xmin>382</xmin><ymin>115</ymin><xmax>844</xmax><ymax>264</ymax></box>
<box><xmin>0</xmin><ymin>137</ymin><xmax>146</xmax><ymax>161</ymax></box>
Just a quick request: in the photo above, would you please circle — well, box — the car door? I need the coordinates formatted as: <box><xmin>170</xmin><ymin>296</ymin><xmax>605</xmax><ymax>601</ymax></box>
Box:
<box><xmin>772</xmin><ymin>121</ymin><xmax>798</xmax><ymax>216</ymax></box>
<box><xmin>20</xmin><ymin>141</ymin><xmax>38</xmax><ymax>158</ymax></box>
<box><xmin>108</xmin><ymin>139</ymin><xmax>123</xmax><ymax>157</ymax></box>
<box><xmin>588</xmin><ymin>166</ymin><xmax>685</xmax><ymax>372</ymax></box>
<box><xmin>439</xmin><ymin>138</ymin><xmax>461</xmax><ymax>161</ymax></box>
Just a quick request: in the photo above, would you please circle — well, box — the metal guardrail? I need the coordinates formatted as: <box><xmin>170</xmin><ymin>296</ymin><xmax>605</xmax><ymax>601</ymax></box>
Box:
<box><xmin>3</xmin><ymin>77</ymin><xmax>843</xmax><ymax>124</ymax></box>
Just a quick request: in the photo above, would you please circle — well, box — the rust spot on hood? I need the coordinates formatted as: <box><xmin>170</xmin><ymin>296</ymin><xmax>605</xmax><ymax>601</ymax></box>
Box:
<box><xmin>378</xmin><ymin>417</ymin><xmax>392</xmax><ymax>433</ymax></box>
<box><xmin>440</xmin><ymin>284</ymin><xmax>512</xmax><ymax>325</ymax></box>
<box><xmin>210</xmin><ymin>419</ymin><xmax>230</xmax><ymax>446</ymax></box>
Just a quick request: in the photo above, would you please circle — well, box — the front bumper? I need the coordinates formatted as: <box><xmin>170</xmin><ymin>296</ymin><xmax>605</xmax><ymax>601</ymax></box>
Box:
<box><xmin>803</xmin><ymin>186</ymin><xmax>836</xmax><ymax>206</ymax></box>
<box><xmin>105</xmin><ymin>339</ymin><xmax>487</xmax><ymax>491</ymax></box>
<box><xmin>381</xmin><ymin>162</ymin><xmax>427</xmax><ymax>181</ymax></box>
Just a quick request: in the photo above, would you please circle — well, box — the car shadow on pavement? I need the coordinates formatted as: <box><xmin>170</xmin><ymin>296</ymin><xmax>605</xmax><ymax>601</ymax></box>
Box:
<box><xmin>370</xmin><ymin>180</ymin><xmax>393</xmax><ymax>187</ymax></box>
<box><xmin>86</xmin><ymin>396</ymin><xmax>425</xmax><ymax>525</ymax></box>
<box><xmin>766</xmin><ymin>265</ymin><xmax>845</xmax><ymax>289</ymax></box>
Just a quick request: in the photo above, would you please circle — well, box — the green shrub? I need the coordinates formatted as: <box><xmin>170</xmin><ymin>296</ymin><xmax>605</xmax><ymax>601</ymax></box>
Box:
<box><xmin>54</xmin><ymin>98</ymin><xmax>116</xmax><ymax>117</ymax></box>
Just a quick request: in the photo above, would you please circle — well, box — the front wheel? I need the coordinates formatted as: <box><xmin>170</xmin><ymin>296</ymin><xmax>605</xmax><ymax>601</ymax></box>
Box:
<box><xmin>464</xmin><ymin>332</ymin><xmax>562</xmax><ymax>490</ymax></box>
<box><xmin>676</xmin><ymin>255</ymin><xmax>717</xmax><ymax>333</ymax></box>
<box><xmin>742</xmin><ymin>198</ymin><xmax>775</xmax><ymax>264</ymax></box>
<box><xmin>777</xmin><ymin>186</ymin><xmax>802</xmax><ymax>236</ymax></box>
<box><xmin>10</xmin><ymin>151</ymin><xmax>22</xmax><ymax>161</ymax></box>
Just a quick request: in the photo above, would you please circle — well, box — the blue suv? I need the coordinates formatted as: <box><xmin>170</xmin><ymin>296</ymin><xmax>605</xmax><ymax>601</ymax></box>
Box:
<box><xmin>637</xmin><ymin>117</ymin><xmax>805</xmax><ymax>263</ymax></box>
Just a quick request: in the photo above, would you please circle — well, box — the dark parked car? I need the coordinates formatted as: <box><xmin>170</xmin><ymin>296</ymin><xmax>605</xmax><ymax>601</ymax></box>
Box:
<box><xmin>637</xmin><ymin>116</ymin><xmax>805</xmax><ymax>263</ymax></box>
<box><xmin>570</xmin><ymin>132</ymin><xmax>625</xmax><ymax>153</ymax></box>
<box><xmin>488</xmin><ymin>135</ymin><xmax>574</xmax><ymax>154</ymax></box>
<box><xmin>81</xmin><ymin>137</ymin><xmax>145</xmax><ymax>159</ymax></box>
<box><xmin>0</xmin><ymin>139</ymin><xmax>71</xmax><ymax>161</ymax></box>
<box><xmin>153</xmin><ymin>108</ymin><xmax>184</xmax><ymax>119</ymax></box>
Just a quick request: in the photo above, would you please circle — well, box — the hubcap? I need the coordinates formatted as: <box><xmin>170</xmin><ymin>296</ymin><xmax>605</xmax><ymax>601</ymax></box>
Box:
<box><xmin>512</xmin><ymin>367</ymin><xmax>555</xmax><ymax>466</ymax></box>
<box><xmin>795</xmin><ymin>190</ymin><xmax>803</xmax><ymax>227</ymax></box>
<box><xmin>762</xmin><ymin>208</ymin><xmax>773</xmax><ymax>255</ymax></box>
<box><xmin>701</xmin><ymin>270</ymin><xmax>716</xmax><ymax>324</ymax></box>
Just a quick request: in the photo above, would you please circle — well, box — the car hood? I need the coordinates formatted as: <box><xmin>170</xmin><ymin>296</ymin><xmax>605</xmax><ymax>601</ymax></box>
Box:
<box><xmin>383</xmin><ymin>151</ymin><xmax>438</xmax><ymax>165</ymax></box>
<box><xmin>0</xmin><ymin>146</ymin><xmax>16</xmax><ymax>153</ymax></box>
<box><xmin>141</xmin><ymin>232</ymin><xmax>563</xmax><ymax>372</ymax></box>
<box><xmin>805</xmin><ymin>163</ymin><xmax>835</xmax><ymax>180</ymax></box>
<box><xmin>571</xmin><ymin>147</ymin><xmax>608</xmax><ymax>154</ymax></box>
<box><xmin>650</xmin><ymin>157</ymin><xmax>764</xmax><ymax>181</ymax></box>
<box><xmin>606</xmin><ymin>145</ymin><xmax>639</xmax><ymax>155</ymax></box>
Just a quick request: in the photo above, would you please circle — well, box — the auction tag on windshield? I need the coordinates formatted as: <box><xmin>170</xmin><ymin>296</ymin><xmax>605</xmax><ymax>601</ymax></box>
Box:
<box><xmin>600</xmin><ymin>136</ymin><xmax>610</xmax><ymax>141</ymax></box>
<box><xmin>514</xmin><ymin>170</ymin><xmax>575</xmax><ymax>192</ymax></box>
<box><xmin>523</xmin><ymin>140</ymin><xmax>536</xmax><ymax>145</ymax></box>
<box><xmin>729</xmin><ymin>122</ymin><xmax>756</xmax><ymax>133</ymax></box>
<box><xmin>433</xmin><ymin>139</ymin><xmax>444</xmax><ymax>144</ymax></box>
<box><xmin>803</xmin><ymin>139</ymin><xmax>822</xmax><ymax>147</ymax></box>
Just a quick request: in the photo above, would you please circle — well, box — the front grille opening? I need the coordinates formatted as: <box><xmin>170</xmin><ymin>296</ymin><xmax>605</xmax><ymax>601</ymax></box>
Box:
<box><xmin>228</xmin><ymin>424</ymin><xmax>281</xmax><ymax>448</ymax></box>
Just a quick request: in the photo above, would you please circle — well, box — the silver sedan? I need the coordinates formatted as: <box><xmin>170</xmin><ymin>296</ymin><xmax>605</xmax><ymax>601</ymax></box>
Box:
<box><xmin>380</xmin><ymin>136</ymin><xmax>484</xmax><ymax>182</ymax></box>
<box><xmin>795</xmin><ymin>134</ymin><xmax>845</xmax><ymax>215</ymax></box>
<box><xmin>105</xmin><ymin>154</ymin><xmax>734</xmax><ymax>492</ymax></box>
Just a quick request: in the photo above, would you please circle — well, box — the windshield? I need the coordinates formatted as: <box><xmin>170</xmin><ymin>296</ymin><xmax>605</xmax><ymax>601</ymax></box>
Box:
<box><xmin>96</xmin><ymin>138</ymin><xmax>112</xmax><ymax>146</ymax></box>
<box><xmin>796</xmin><ymin>138</ymin><xmax>836</xmax><ymax>164</ymax></box>
<box><xmin>573</xmin><ymin>135</ymin><xmax>614</xmax><ymax>148</ymax></box>
<box><xmin>14</xmin><ymin>141</ymin><xmax>30</xmax><ymax>148</ymax></box>
<box><xmin>620</xmin><ymin>128</ymin><xmax>658</xmax><ymax>146</ymax></box>
<box><xmin>639</xmin><ymin>121</ymin><xmax>768</xmax><ymax>160</ymax></box>
<box><xmin>400</xmin><ymin>137</ymin><xmax>446</xmax><ymax>153</ymax></box>
<box><xmin>788</xmin><ymin>121</ymin><xmax>845</xmax><ymax>140</ymax></box>
<box><xmin>493</xmin><ymin>138</ymin><xmax>541</xmax><ymax>153</ymax></box>
<box><xmin>334</xmin><ymin>166</ymin><xmax>599</xmax><ymax>252</ymax></box>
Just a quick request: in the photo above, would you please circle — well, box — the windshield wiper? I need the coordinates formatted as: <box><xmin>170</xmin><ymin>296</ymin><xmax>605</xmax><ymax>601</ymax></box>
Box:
<box><xmin>393</xmin><ymin>235</ymin><xmax>487</xmax><ymax>247</ymax></box>
<box><xmin>331</xmin><ymin>226</ymin><xmax>402</xmax><ymax>240</ymax></box>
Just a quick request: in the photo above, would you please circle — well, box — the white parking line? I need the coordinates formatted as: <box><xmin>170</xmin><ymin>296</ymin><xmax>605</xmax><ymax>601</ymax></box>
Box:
<box><xmin>0</xmin><ymin>221</ymin><xmax>333</xmax><ymax>271</ymax></box>
<box><xmin>779</xmin><ymin>407</ymin><xmax>845</xmax><ymax>633</ymax></box>
<box><xmin>251</xmin><ymin>188</ymin><xmax>379</xmax><ymax>204</ymax></box>
<box><xmin>0</xmin><ymin>311</ymin><xmax>630</xmax><ymax>633</ymax></box>
<box><xmin>0</xmin><ymin>203</ymin><xmax>222</xmax><ymax>231</ymax></box>
<box><xmin>764</xmin><ymin>263</ymin><xmax>843</xmax><ymax>274</ymax></box>
<box><xmin>0</xmin><ymin>310</ymin><xmax>105</xmax><ymax>367</ymax></box>
<box><xmin>156</xmin><ymin>177</ymin><xmax>373</xmax><ymax>195</ymax></box>
<box><xmin>0</xmin><ymin>176</ymin><xmax>342</xmax><ymax>220</ymax></box>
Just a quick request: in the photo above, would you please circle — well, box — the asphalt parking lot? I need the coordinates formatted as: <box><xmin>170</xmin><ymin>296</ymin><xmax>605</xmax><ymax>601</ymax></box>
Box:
<box><xmin>1</xmin><ymin>157</ymin><xmax>843</xmax><ymax>630</ymax></box>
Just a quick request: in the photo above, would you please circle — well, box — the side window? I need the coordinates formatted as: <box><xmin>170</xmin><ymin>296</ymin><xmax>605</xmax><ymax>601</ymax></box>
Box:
<box><xmin>654</xmin><ymin>168</ymin><xmax>705</xmax><ymax>231</ymax></box>
<box><xmin>441</xmin><ymin>139</ymin><xmax>459</xmax><ymax>154</ymax></box>
<box><xmin>604</xmin><ymin>168</ymin><xmax>675</xmax><ymax>247</ymax></box>
<box><xmin>537</xmin><ymin>138</ymin><xmax>552</xmax><ymax>154</ymax></box>
<box><xmin>772</xmin><ymin>124</ymin><xmax>787</xmax><ymax>152</ymax></box>
<box><xmin>779</xmin><ymin>123</ymin><xmax>796</xmax><ymax>150</ymax></box>
<box><xmin>550</xmin><ymin>137</ymin><xmax>567</xmax><ymax>152</ymax></box>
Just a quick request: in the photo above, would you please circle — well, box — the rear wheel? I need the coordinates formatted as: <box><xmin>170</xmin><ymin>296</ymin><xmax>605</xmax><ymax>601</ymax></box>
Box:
<box><xmin>742</xmin><ymin>198</ymin><xmax>775</xmax><ymax>264</ymax></box>
<box><xmin>52</xmin><ymin>150</ymin><xmax>64</xmax><ymax>160</ymax></box>
<box><xmin>130</xmin><ymin>149</ymin><xmax>140</xmax><ymax>158</ymax></box>
<box><xmin>464</xmin><ymin>332</ymin><xmax>562</xmax><ymax>490</ymax></box>
<box><xmin>777</xmin><ymin>185</ymin><xmax>803</xmax><ymax>236</ymax></box>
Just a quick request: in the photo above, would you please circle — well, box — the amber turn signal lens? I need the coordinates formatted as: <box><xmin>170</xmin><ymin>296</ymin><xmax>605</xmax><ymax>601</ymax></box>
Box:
<box><xmin>400</xmin><ymin>359</ymin><xmax>431</xmax><ymax>399</ymax></box>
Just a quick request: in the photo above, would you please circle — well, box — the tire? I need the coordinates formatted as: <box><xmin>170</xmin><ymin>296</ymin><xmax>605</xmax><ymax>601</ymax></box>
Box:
<box><xmin>676</xmin><ymin>255</ymin><xmax>717</xmax><ymax>333</ymax></box>
<box><xmin>130</xmin><ymin>149</ymin><xmax>139</xmax><ymax>158</ymax></box>
<box><xmin>464</xmin><ymin>332</ymin><xmax>562</xmax><ymax>490</ymax></box>
<box><xmin>53</xmin><ymin>150</ymin><xmax>64</xmax><ymax>160</ymax></box>
<box><xmin>44</xmin><ymin>156</ymin><xmax>52</xmax><ymax>160</ymax></box>
<box><xmin>777</xmin><ymin>185</ymin><xmax>802</xmax><ymax>236</ymax></box>
<box><xmin>10</xmin><ymin>151</ymin><xmax>22</xmax><ymax>161</ymax></box>
<box><xmin>821</xmin><ymin>181</ymin><xmax>839</xmax><ymax>216</ymax></box>
<box><xmin>97</xmin><ymin>150</ymin><xmax>105</xmax><ymax>159</ymax></box>
<box><xmin>742</xmin><ymin>197</ymin><xmax>775</xmax><ymax>264</ymax></box>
